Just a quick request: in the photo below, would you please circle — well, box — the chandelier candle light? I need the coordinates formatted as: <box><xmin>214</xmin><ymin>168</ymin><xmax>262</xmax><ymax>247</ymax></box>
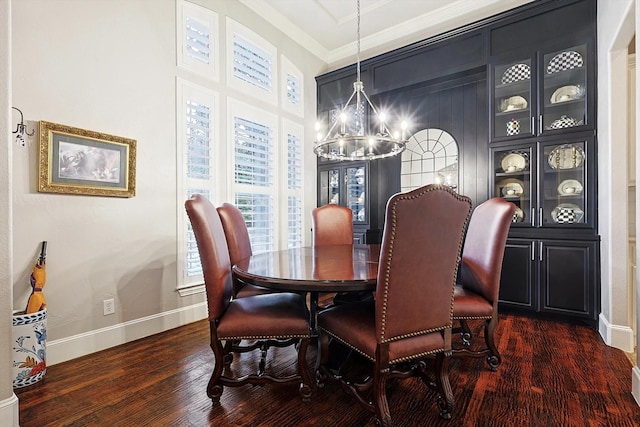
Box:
<box><xmin>314</xmin><ymin>0</ymin><xmax>408</xmax><ymax>161</ymax></box>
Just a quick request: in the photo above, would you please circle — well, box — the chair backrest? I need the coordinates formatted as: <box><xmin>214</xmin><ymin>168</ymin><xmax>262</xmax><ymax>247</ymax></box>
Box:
<box><xmin>375</xmin><ymin>184</ymin><xmax>472</xmax><ymax>342</ymax></box>
<box><xmin>185</xmin><ymin>194</ymin><xmax>234</xmax><ymax>321</ymax></box>
<box><xmin>311</xmin><ymin>204</ymin><xmax>353</xmax><ymax>246</ymax></box>
<box><xmin>459</xmin><ymin>198</ymin><xmax>516</xmax><ymax>304</ymax></box>
<box><xmin>217</xmin><ymin>203</ymin><xmax>252</xmax><ymax>265</ymax></box>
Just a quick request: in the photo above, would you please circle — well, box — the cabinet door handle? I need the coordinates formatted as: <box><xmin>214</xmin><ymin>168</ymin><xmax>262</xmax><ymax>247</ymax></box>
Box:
<box><xmin>539</xmin><ymin>208</ymin><xmax>543</xmax><ymax>226</ymax></box>
<box><xmin>539</xmin><ymin>241</ymin><xmax>543</xmax><ymax>261</ymax></box>
<box><xmin>531</xmin><ymin>241</ymin><xmax>535</xmax><ymax>261</ymax></box>
<box><xmin>531</xmin><ymin>208</ymin><xmax>535</xmax><ymax>227</ymax></box>
<box><xmin>538</xmin><ymin>115</ymin><xmax>543</xmax><ymax>134</ymax></box>
<box><xmin>531</xmin><ymin>116</ymin><xmax>535</xmax><ymax>134</ymax></box>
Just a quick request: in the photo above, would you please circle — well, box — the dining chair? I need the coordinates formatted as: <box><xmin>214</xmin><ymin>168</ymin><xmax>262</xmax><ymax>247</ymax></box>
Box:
<box><xmin>311</xmin><ymin>204</ymin><xmax>369</xmax><ymax>306</ymax></box>
<box><xmin>311</xmin><ymin>204</ymin><xmax>354</xmax><ymax>246</ymax></box>
<box><xmin>217</xmin><ymin>202</ymin><xmax>272</xmax><ymax>298</ymax></box>
<box><xmin>317</xmin><ymin>184</ymin><xmax>473</xmax><ymax>425</ymax></box>
<box><xmin>185</xmin><ymin>194</ymin><xmax>314</xmax><ymax>403</ymax></box>
<box><xmin>452</xmin><ymin>197</ymin><xmax>515</xmax><ymax>371</ymax></box>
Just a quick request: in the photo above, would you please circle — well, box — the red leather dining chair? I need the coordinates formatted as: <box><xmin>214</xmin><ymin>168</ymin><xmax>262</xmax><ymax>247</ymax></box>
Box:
<box><xmin>185</xmin><ymin>194</ymin><xmax>314</xmax><ymax>403</ymax></box>
<box><xmin>311</xmin><ymin>204</ymin><xmax>353</xmax><ymax>246</ymax></box>
<box><xmin>311</xmin><ymin>204</ymin><xmax>362</xmax><ymax>306</ymax></box>
<box><xmin>217</xmin><ymin>202</ymin><xmax>271</xmax><ymax>298</ymax></box>
<box><xmin>452</xmin><ymin>197</ymin><xmax>515</xmax><ymax>371</ymax></box>
<box><xmin>317</xmin><ymin>184</ymin><xmax>473</xmax><ymax>425</ymax></box>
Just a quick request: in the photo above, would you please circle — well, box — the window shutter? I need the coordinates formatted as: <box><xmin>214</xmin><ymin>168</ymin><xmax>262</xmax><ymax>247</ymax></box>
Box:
<box><xmin>235</xmin><ymin>193</ymin><xmax>274</xmax><ymax>254</ymax></box>
<box><xmin>288</xmin><ymin>196</ymin><xmax>302</xmax><ymax>248</ymax></box>
<box><xmin>234</xmin><ymin>117</ymin><xmax>273</xmax><ymax>187</ymax></box>
<box><xmin>185</xmin><ymin>17</ymin><xmax>211</xmax><ymax>65</ymax></box>
<box><xmin>287</xmin><ymin>132</ymin><xmax>302</xmax><ymax>190</ymax></box>
<box><xmin>233</xmin><ymin>34</ymin><xmax>273</xmax><ymax>93</ymax></box>
<box><xmin>186</xmin><ymin>100</ymin><xmax>212</xmax><ymax>180</ymax></box>
<box><xmin>286</xmin><ymin>74</ymin><xmax>300</xmax><ymax>105</ymax></box>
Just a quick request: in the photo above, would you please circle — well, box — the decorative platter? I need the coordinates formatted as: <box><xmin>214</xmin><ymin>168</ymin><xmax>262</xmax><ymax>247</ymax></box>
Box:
<box><xmin>501</xmin><ymin>63</ymin><xmax>531</xmax><ymax>84</ymax></box>
<box><xmin>557</xmin><ymin>179</ymin><xmax>583</xmax><ymax>196</ymax></box>
<box><xmin>548</xmin><ymin>144</ymin><xmax>585</xmax><ymax>169</ymax></box>
<box><xmin>502</xmin><ymin>182</ymin><xmax>524</xmax><ymax>198</ymax></box>
<box><xmin>547</xmin><ymin>51</ymin><xmax>584</xmax><ymax>74</ymax></box>
<box><xmin>512</xmin><ymin>207</ymin><xmax>524</xmax><ymax>223</ymax></box>
<box><xmin>501</xmin><ymin>152</ymin><xmax>528</xmax><ymax>173</ymax></box>
<box><xmin>551</xmin><ymin>203</ymin><xmax>584</xmax><ymax>224</ymax></box>
<box><xmin>499</xmin><ymin>95</ymin><xmax>528</xmax><ymax>112</ymax></box>
<box><xmin>550</xmin><ymin>85</ymin><xmax>584</xmax><ymax>104</ymax></box>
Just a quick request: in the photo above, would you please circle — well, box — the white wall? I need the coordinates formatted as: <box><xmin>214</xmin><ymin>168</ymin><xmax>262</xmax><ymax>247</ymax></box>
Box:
<box><xmin>9</xmin><ymin>0</ymin><xmax>325</xmax><ymax>366</ymax></box>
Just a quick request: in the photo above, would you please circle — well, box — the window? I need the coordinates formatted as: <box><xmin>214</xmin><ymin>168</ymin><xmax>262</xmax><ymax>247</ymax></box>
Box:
<box><xmin>401</xmin><ymin>128</ymin><xmax>459</xmax><ymax>192</ymax></box>
<box><xmin>226</xmin><ymin>18</ymin><xmax>277</xmax><ymax>105</ymax></box>
<box><xmin>176</xmin><ymin>78</ymin><xmax>219</xmax><ymax>292</ymax></box>
<box><xmin>283</xmin><ymin>119</ymin><xmax>304</xmax><ymax>248</ymax></box>
<box><xmin>229</xmin><ymin>99</ymin><xmax>278</xmax><ymax>253</ymax></box>
<box><xmin>177</xmin><ymin>1</ymin><xmax>219</xmax><ymax>80</ymax></box>
<box><xmin>281</xmin><ymin>55</ymin><xmax>303</xmax><ymax>116</ymax></box>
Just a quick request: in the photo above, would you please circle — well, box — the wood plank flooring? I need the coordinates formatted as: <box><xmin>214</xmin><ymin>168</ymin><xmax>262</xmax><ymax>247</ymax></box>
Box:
<box><xmin>16</xmin><ymin>314</ymin><xmax>640</xmax><ymax>426</ymax></box>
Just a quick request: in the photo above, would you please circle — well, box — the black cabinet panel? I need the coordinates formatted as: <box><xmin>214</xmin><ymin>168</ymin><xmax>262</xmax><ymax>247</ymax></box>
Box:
<box><xmin>542</xmin><ymin>241</ymin><xmax>595</xmax><ymax>318</ymax></box>
<box><xmin>490</xmin><ymin>0</ymin><xmax>595</xmax><ymax>56</ymax></box>
<box><xmin>500</xmin><ymin>240</ymin><xmax>535</xmax><ymax>309</ymax></box>
<box><xmin>371</xmin><ymin>33</ymin><xmax>485</xmax><ymax>93</ymax></box>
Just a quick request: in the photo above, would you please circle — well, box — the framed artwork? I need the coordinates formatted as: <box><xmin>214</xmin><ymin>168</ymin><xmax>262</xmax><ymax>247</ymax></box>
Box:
<box><xmin>38</xmin><ymin>121</ymin><xmax>136</xmax><ymax>198</ymax></box>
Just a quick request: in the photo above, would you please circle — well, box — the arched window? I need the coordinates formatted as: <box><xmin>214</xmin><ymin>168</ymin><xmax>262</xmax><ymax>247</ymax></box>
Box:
<box><xmin>400</xmin><ymin>128</ymin><xmax>459</xmax><ymax>192</ymax></box>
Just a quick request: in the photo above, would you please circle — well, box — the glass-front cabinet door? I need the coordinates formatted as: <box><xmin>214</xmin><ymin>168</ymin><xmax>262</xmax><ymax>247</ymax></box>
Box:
<box><xmin>319</xmin><ymin>168</ymin><xmax>340</xmax><ymax>206</ymax></box>
<box><xmin>490</xmin><ymin>42</ymin><xmax>592</xmax><ymax>143</ymax></box>
<box><xmin>346</xmin><ymin>165</ymin><xmax>366</xmax><ymax>223</ymax></box>
<box><xmin>317</xmin><ymin>162</ymin><xmax>368</xmax><ymax>225</ymax></box>
<box><xmin>541</xmin><ymin>44</ymin><xmax>588</xmax><ymax>134</ymax></box>
<box><xmin>539</xmin><ymin>139</ymin><xmax>588</xmax><ymax>228</ymax></box>
<box><xmin>492</xmin><ymin>58</ymin><xmax>535</xmax><ymax>140</ymax></box>
<box><xmin>493</xmin><ymin>146</ymin><xmax>535</xmax><ymax>227</ymax></box>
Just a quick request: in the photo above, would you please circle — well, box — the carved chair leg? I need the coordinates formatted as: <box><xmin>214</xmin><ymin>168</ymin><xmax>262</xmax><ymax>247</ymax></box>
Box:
<box><xmin>373</xmin><ymin>368</ymin><xmax>392</xmax><ymax>427</ymax></box>
<box><xmin>207</xmin><ymin>338</ymin><xmax>225</xmax><ymax>403</ymax></box>
<box><xmin>315</xmin><ymin>332</ymin><xmax>331</xmax><ymax>387</ymax></box>
<box><xmin>460</xmin><ymin>319</ymin><xmax>472</xmax><ymax>346</ymax></box>
<box><xmin>434</xmin><ymin>353</ymin><xmax>454</xmax><ymax>420</ymax></box>
<box><xmin>484</xmin><ymin>316</ymin><xmax>501</xmax><ymax>371</ymax></box>
<box><xmin>297</xmin><ymin>338</ymin><xmax>314</xmax><ymax>402</ymax></box>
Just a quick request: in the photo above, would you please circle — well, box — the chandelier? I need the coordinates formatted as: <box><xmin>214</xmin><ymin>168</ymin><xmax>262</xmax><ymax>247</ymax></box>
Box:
<box><xmin>314</xmin><ymin>0</ymin><xmax>408</xmax><ymax>161</ymax></box>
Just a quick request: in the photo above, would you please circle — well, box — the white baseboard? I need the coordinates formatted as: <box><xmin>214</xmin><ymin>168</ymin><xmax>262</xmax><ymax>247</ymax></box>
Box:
<box><xmin>598</xmin><ymin>313</ymin><xmax>635</xmax><ymax>352</ymax></box>
<box><xmin>633</xmin><ymin>366</ymin><xmax>640</xmax><ymax>406</ymax></box>
<box><xmin>47</xmin><ymin>302</ymin><xmax>208</xmax><ymax>366</ymax></box>
<box><xmin>0</xmin><ymin>394</ymin><xmax>19</xmax><ymax>427</ymax></box>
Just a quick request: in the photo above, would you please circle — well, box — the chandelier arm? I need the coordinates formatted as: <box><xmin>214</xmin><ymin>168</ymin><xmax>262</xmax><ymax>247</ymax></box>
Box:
<box><xmin>320</xmin><ymin>88</ymin><xmax>359</xmax><ymax>141</ymax></box>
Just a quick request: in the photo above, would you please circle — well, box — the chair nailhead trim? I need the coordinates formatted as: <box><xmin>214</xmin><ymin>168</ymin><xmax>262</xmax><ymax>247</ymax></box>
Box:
<box><xmin>453</xmin><ymin>315</ymin><xmax>492</xmax><ymax>320</ymax></box>
<box><xmin>380</xmin><ymin>185</ymin><xmax>472</xmax><ymax>342</ymax></box>
<box><xmin>220</xmin><ymin>334</ymin><xmax>309</xmax><ymax>340</ymax></box>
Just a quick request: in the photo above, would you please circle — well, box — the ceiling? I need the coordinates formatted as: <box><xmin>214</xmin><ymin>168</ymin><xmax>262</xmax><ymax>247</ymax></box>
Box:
<box><xmin>240</xmin><ymin>0</ymin><xmax>536</xmax><ymax>67</ymax></box>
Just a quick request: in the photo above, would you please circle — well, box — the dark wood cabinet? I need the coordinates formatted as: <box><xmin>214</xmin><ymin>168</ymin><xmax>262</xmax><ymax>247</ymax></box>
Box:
<box><xmin>315</xmin><ymin>0</ymin><xmax>599</xmax><ymax>325</ymax></box>
<box><xmin>499</xmin><ymin>237</ymin><xmax>599</xmax><ymax>326</ymax></box>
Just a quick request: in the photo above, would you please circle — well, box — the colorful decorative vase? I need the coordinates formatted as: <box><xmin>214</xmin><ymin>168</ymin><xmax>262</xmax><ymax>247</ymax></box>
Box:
<box><xmin>12</xmin><ymin>308</ymin><xmax>47</xmax><ymax>388</ymax></box>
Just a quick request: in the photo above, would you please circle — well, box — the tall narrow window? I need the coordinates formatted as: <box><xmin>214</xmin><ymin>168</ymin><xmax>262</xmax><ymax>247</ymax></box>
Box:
<box><xmin>281</xmin><ymin>55</ymin><xmax>304</xmax><ymax>116</ymax></box>
<box><xmin>177</xmin><ymin>1</ymin><xmax>219</xmax><ymax>80</ymax></box>
<box><xmin>177</xmin><ymin>79</ymin><xmax>218</xmax><ymax>290</ymax></box>
<box><xmin>226</xmin><ymin>18</ymin><xmax>277</xmax><ymax>104</ymax></box>
<box><xmin>283</xmin><ymin>119</ymin><xmax>304</xmax><ymax>248</ymax></box>
<box><xmin>230</xmin><ymin>99</ymin><xmax>278</xmax><ymax>253</ymax></box>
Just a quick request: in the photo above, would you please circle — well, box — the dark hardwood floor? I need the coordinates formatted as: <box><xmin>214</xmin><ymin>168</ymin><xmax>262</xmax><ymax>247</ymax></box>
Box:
<box><xmin>16</xmin><ymin>314</ymin><xmax>640</xmax><ymax>426</ymax></box>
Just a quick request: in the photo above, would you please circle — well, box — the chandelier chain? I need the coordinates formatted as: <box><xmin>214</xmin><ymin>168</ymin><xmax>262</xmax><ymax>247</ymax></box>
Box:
<box><xmin>356</xmin><ymin>0</ymin><xmax>361</xmax><ymax>82</ymax></box>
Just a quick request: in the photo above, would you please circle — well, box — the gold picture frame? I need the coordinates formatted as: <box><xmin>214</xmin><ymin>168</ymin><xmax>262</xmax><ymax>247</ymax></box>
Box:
<box><xmin>38</xmin><ymin>121</ymin><xmax>136</xmax><ymax>198</ymax></box>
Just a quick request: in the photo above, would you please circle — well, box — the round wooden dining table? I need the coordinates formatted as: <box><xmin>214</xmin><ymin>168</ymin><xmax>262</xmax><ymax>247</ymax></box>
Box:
<box><xmin>232</xmin><ymin>244</ymin><xmax>380</xmax><ymax>332</ymax></box>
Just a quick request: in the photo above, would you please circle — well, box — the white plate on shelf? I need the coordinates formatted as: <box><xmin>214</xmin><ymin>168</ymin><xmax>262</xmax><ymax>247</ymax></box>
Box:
<box><xmin>557</xmin><ymin>179</ymin><xmax>583</xmax><ymax>196</ymax></box>
<box><xmin>501</xmin><ymin>63</ymin><xmax>531</xmax><ymax>84</ymax></box>
<box><xmin>501</xmin><ymin>152</ymin><xmax>528</xmax><ymax>173</ymax></box>
<box><xmin>550</xmin><ymin>85</ymin><xmax>585</xmax><ymax>104</ymax></box>
<box><xmin>547</xmin><ymin>51</ymin><xmax>584</xmax><ymax>74</ymax></box>
<box><xmin>512</xmin><ymin>207</ymin><xmax>524</xmax><ymax>223</ymax></box>
<box><xmin>551</xmin><ymin>203</ymin><xmax>584</xmax><ymax>224</ymax></box>
<box><xmin>499</xmin><ymin>95</ymin><xmax>528</xmax><ymax>112</ymax></box>
<box><xmin>548</xmin><ymin>144</ymin><xmax>585</xmax><ymax>169</ymax></box>
<box><xmin>502</xmin><ymin>182</ymin><xmax>524</xmax><ymax>198</ymax></box>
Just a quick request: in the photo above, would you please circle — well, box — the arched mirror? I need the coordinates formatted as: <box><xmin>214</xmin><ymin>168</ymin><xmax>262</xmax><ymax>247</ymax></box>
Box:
<box><xmin>400</xmin><ymin>128</ymin><xmax>459</xmax><ymax>192</ymax></box>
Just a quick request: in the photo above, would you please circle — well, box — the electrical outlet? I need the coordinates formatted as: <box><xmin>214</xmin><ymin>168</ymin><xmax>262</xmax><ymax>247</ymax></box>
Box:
<box><xmin>103</xmin><ymin>298</ymin><xmax>115</xmax><ymax>315</ymax></box>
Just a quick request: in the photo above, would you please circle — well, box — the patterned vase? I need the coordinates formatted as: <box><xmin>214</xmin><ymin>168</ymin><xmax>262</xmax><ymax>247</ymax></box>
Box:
<box><xmin>12</xmin><ymin>308</ymin><xmax>47</xmax><ymax>388</ymax></box>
